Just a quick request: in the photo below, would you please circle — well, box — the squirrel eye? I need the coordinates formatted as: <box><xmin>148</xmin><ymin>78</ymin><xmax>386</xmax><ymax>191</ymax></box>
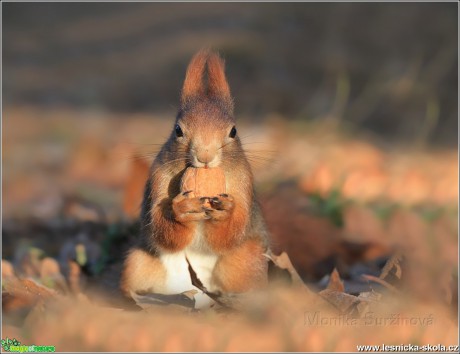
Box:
<box><xmin>229</xmin><ymin>126</ymin><xmax>237</xmax><ymax>138</ymax></box>
<box><xmin>175</xmin><ymin>124</ymin><xmax>183</xmax><ymax>138</ymax></box>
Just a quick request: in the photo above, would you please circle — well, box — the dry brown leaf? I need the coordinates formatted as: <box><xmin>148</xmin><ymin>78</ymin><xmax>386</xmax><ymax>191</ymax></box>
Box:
<box><xmin>318</xmin><ymin>289</ymin><xmax>361</xmax><ymax>313</ymax></box>
<box><xmin>2</xmin><ymin>259</ymin><xmax>16</xmax><ymax>281</ymax></box>
<box><xmin>18</xmin><ymin>248</ymin><xmax>44</xmax><ymax>278</ymax></box>
<box><xmin>130</xmin><ymin>290</ymin><xmax>197</xmax><ymax>311</ymax></box>
<box><xmin>40</xmin><ymin>257</ymin><xmax>61</xmax><ymax>277</ymax></box>
<box><xmin>186</xmin><ymin>258</ymin><xmax>233</xmax><ymax>310</ymax></box>
<box><xmin>3</xmin><ymin>278</ymin><xmax>57</xmax><ymax>312</ymax></box>
<box><xmin>361</xmin><ymin>274</ymin><xmax>400</xmax><ymax>294</ymax></box>
<box><xmin>326</xmin><ymin>268</ymin><xmax>345</xmax><ymax>292</ymax></box>
<box><xmin>68</xmin><ymin>260</ymin><xmax>81</xmax><ymax>294</ymax></box>
<box><xmin>265</xmin><ymin>251</ymin><xmax>312</xmax><ymax>293</ymax></box>
<box><xmin>379</xmin><ymin>250</ymin><xmax>404</xmax><ymax>286</ymax></box>
<box><xmin>40</xmin><ymin>257</ymin><xmax>69</xmax><ymax>294</ymax></box>
<box><xmin>355</xmin><ymin>290</ymin><xmax>382</xmax><ymax>316</ymax></box>
<box><xmin>184</xmin><ymin>256</ymin><xmax>252</xmax><ymax>311</ymax></box>
<box><xmin>182</xmin><ymin>289</ymin><xmax>199</xmax><ymax>302</ymax></box>
<box><xmin>2</xmin><ymin>290</ymin><xmax>34</xmax><ymax>312</ymax></box>
<box><xmin>5</xmin><ymin>278</ymin><xmax>57</xmax><ymax>298</ymax></box>
<box><xmin>2</xmin><ymin>259</ymin><xmax>15</xmax><ymax>276</ymax></box>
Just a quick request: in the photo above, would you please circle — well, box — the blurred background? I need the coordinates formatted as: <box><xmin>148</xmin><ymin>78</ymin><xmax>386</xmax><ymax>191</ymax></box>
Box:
<box><xmin>3</xmin><ymin>2</ymin><xmax>458</xmax><ymax>144</ymax></box>
<box><xmin>2</xmin><ymin>3</ymin><xmax>458</xmax><ymax>349</ymax></box>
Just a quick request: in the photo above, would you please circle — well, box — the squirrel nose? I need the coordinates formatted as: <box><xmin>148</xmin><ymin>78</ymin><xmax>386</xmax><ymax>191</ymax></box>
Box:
<box><xmin>196</xmin><ymin>148</ymin><xmax>216</xmax><ymax>165</ymax></box>
<box><xmin>197</xmin><ymin>149</ymin><xmax>210</xmax><ymax>164</ymax></box>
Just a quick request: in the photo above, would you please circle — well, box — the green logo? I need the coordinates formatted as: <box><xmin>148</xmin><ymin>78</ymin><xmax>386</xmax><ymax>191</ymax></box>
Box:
<box><xmin>1</xmin><ymin>338</ymin><xmax>55</xmax><ymax>353</ymax></box>
<box><xmin>1</xmin><ymin>338</ymin><xmax>20</xmax><ymax>351</ymax></box>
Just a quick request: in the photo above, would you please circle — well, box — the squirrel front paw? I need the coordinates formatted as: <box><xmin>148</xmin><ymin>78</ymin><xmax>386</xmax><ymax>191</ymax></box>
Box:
<box><xmin>172</xmin><ymin>191</ymin><xmax>211</xmax><ymax>223</ymax></box>
<box><xmin>204</xmin><ymin>194</ymin><xmax>235</xmax><ymax>221</ymax></box>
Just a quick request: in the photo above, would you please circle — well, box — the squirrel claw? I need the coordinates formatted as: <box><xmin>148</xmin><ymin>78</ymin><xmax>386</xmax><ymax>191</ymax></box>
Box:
<box><xmin>207</xmin><ymin>193</ymin><xmax>234</xmax><ymax>212</ymax></box>
<box><xmin>204</xmin><ymin>208</ymin><xmax>230</xmax><ymax>221</ymax></box>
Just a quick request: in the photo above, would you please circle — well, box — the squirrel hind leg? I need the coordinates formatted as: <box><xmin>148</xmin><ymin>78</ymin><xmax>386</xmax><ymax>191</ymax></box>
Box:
<box><xmin>212</xmin><ymin>239</ymin><xmax>268</xmax><ymax>293</ymax></box>
<box><xmin>120</xmin><ymin>248</ymin><xmax>167</xmax><ymax>297</ymax></box>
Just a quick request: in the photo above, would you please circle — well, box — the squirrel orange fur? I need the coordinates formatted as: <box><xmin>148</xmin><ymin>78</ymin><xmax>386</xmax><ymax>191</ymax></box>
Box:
<box><xmin>120</xmin><ymin>49</ymin><xmax>270</xmax><ymax>308</ymax></box>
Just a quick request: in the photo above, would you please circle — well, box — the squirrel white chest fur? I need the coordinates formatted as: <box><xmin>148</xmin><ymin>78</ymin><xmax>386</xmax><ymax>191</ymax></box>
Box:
<box><xmin>159</xmin><ymin>222</ymin><xmax>218</xmax><ymax>308</ymax></box>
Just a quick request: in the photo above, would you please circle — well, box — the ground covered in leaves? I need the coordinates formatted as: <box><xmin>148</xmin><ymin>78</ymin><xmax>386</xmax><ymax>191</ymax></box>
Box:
<box><xmin>1</xmin><ymin>253</ymin><xmax>458</xmax><ymax>352</ymax></box>
<box><xmin>2</xmin><ymin>107</ymin><xmax>458</xmax><ymax>351</ymax></box>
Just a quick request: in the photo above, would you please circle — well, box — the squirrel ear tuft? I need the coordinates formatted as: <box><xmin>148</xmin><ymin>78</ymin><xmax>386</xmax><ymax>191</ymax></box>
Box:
<box><xmin>181</xmin><ymin>49</ymin><xmax>233</xmax><ymax>108</ymax></box>
<box><xmin>206</xmin><ymin>52</ymin><xmax>231</xmax><ymax>103</ymax></box>
<box><xmin>181</xmin><ymin>49</ymin><xmax>209</xmax><ymax>105</ymax></box>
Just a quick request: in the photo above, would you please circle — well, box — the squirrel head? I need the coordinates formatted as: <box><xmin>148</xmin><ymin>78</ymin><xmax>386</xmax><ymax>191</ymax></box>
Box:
<box><xmin>172</xmin><ymin>49</ymin><xmax>240</xmax><ymax>169</ymax></box>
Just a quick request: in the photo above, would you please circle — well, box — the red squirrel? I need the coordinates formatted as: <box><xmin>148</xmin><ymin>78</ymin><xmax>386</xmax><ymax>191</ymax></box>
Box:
<box><xmin>120</xmin><ymin>50</ymin><xmax>269</xmax><ymax>307</ymax></box>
